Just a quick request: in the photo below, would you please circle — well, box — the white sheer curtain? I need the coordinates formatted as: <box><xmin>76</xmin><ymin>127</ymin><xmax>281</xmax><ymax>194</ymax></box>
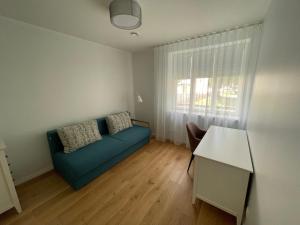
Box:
<box><xmin>154</xmin><ymin>24</ymin><xmax>262</xmax><ymax>144</ymax></box>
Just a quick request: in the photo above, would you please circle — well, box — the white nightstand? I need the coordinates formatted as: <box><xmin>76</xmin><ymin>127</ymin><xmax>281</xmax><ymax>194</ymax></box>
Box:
<box><xmin>0</xmin><ymin>140</ymin><xmax>22</xmax><ymax>214</ymax></box>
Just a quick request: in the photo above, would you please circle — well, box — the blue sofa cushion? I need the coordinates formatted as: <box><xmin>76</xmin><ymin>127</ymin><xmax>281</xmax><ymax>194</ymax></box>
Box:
<box><xmin>53</xmin><ymin>135</ymin><xmax>129</xmax><ymax>179</ymax></box>
<box><xmin>111</xmin><ymin>125</ymin><xmax>151</xmax><ymax>145</ymax></box>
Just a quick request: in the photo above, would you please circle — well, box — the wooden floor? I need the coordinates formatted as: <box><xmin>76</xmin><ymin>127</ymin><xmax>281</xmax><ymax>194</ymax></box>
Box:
<box><xmin>0</xmin><ymin>140</ymin><xmax>235</xmax><ymax>225</ymax></box>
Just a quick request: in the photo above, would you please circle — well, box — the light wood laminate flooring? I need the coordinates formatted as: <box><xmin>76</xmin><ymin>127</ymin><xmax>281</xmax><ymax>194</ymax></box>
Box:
<box><xmin>0</xmin><ymin>140</ymin><xmax>235</xmax><ymax>225</ymax></box>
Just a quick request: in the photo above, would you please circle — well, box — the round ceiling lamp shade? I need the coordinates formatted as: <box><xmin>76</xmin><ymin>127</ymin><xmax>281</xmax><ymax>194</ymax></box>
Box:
<box><xmin>109</xmin><ymin>0</ymin><xmax>142</xmax><ymax>30</ymax></box>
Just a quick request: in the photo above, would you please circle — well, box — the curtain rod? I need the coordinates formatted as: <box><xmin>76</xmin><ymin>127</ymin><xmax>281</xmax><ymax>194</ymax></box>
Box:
<box><xmin>155</xmin><ymin>20</ymin><xmax>263</xmax><ymax>48</ymax></box>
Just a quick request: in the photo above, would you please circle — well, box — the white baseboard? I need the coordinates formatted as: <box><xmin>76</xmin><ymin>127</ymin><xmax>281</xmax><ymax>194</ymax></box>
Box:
<box><xmin>14</xmin><ymin>164</ymin><xmax>54</xmax><ymax>186</ymax></box>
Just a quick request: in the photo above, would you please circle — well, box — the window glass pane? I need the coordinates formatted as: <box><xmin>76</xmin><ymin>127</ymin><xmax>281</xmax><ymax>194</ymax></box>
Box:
<box><xmin>193</xmin><ymin>78</ymin><xmax>212</xmax><ymax>113</ymax></box>
<box><xmin>176</xmin><ymin>79</ymin><xmax>191</xmax><ymax>111</ymax></box>
<box><xmin>215</xmin><ymin>76</ymin><xmax>239</xmax><ymax>115</ymax></box>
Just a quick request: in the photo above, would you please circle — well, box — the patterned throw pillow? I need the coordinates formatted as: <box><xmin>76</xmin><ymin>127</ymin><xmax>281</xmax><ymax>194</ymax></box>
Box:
<box><xmin>106</xmin><ymin>112</ymin><xmax>132</xmax><ymax>135</ymax></box>
<box><xmin>58</xmin><ymin>120</ymin><xmax>102</xmax><ymax>153</ymax></box>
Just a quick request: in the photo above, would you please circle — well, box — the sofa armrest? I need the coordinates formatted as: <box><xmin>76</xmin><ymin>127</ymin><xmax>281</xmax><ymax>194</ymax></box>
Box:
<box><xmin>131</xmin><ymin>119</ymin><xmax>150</xmax><ymax>128</ymax></box>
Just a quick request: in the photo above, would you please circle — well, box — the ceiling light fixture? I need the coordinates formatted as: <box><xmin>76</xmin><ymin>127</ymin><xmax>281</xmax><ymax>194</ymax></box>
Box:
<box><xmin>109</xmin><ymin>0</ymin><xmax>142</xmax><ymax>30</ymax></box>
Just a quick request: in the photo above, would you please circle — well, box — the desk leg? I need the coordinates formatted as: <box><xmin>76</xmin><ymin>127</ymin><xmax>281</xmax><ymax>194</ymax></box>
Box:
<box><xmin>237</xmin><ymin>215</ymin><xmax>242</xmax><ymax>225</ymax></box>
<box><xmin>192</xmin><ymin>194</ymin><xmax>196</xmax><ymax>204</ymax></box>
<box><xmin>15</xmin><ymin>204</ymin><xmax>22</xmax><ymax>214</ymax></box>
<box><xmin>12</xmin><ymin>193</ymin><xmax>22</xmax><ymax>213</ymax></box>
<box><xmin>192</xmin><ymin>156</ymin><xmax>198</xmax><ymax>205</ymax></box>
<box><xmin>236</xmin><ymin>206</ymin><xmax>245</xmax><ymax>225</ymax></box>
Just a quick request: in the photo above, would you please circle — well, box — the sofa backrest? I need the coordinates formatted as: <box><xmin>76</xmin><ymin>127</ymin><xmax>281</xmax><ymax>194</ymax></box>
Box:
<box><xmin>96</xmin><ymin>117</ymin><xmax>109</xmax><ymax>135</ymax></box>
<box><xmin>47</xmin><ymin>117</ymin><xmax>109</xmax><ymax>156</ymax></box>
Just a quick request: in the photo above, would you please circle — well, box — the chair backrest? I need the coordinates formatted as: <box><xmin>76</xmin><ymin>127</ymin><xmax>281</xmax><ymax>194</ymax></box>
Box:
<box><xmin>186</xmin><ymin>122</ymin><xmax>206</xmax><ymax>153</ymax></box>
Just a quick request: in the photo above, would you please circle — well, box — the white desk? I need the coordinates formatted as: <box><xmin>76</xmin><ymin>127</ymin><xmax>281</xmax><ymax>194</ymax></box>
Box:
<box><xmin>192</xmin><ymin>126</ymin><xmax>253</xmax><ymax>225</ymax></box>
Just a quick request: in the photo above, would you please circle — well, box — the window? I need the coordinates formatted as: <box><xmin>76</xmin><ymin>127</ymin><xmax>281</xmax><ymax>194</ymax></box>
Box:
<box><xmin>172</xmin><ymin>39</ymin><xmax>250</xmax><ymax>118</ymax></box>
<box><xmin>176</xmin><ymin>76</ymin><xmax>240</xmax><ymax>117</ymax></box>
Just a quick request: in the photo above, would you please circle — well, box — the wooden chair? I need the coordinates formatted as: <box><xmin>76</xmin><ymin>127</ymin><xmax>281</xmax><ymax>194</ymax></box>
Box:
<box><xmin>186</xmin><ymin>122</ymin><xmax>206</xmax><ymax>172</ymax></box>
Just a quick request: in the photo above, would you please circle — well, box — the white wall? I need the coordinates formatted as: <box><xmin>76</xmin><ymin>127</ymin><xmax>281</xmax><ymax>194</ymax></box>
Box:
<box><xmin>246</xmin><ymin>0</ymin><xmax>300</xmax><ymax>224</ymax></box>
<box><xmin>132</xmin><ymin>49</ymin><xmax>154</xmax><ymax>131</ymax></box>
<box><xmin>0</xmin><ymin>16</ymin><xmax>134</xmax><ymax>184</ymax></box>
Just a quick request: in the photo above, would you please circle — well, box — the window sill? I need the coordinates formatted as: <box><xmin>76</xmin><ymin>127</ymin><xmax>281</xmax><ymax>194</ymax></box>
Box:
<box><xmin>170</xmin><ymin>110</ymin><xmax>240</xmax><ymax>122</ymax></box>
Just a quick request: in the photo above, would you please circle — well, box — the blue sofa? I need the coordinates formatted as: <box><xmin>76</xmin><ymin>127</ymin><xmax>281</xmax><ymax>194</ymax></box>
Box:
<box><xmin>47</xmin><ymin>117</ymin><xmax>151</xmax><ymax>189</ymax></box>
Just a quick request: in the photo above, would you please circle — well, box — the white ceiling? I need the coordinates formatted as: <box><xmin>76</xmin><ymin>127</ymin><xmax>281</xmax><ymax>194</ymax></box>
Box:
<box><xmin>0</xmin><ymin>0</ymin><xmax>271</xmax><ymax>52</ymax></box>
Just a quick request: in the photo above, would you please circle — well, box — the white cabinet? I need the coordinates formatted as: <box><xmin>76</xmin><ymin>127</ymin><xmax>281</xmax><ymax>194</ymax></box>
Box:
<box><xmin>0</xmin><ymin>141</ymin><xmax>22</xmax><ymax>214</ymax></box>
<box><xmin>193</xmin><ymin>126</ymin><xmax>253</xmax><ymax>225</ymax></box>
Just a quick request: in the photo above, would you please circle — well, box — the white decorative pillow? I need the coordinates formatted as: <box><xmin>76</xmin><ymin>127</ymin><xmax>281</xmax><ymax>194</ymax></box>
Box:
<box><xmin>106</xmin><ymin>112</ymin><xmax>132</xmax><ymax>135</ymax></box>
<box><xmin>58</xmin><ymin>120</ymin><xmax>102</xmax><ymax>153</ymax></box>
